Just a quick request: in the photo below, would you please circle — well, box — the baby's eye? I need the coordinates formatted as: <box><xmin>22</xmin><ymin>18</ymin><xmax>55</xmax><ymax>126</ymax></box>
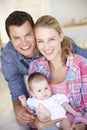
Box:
<box><xmin>45</xmin><ymin>87</ymin><xmax>48</xmax><ymax>90</ymax></box>
<box><xmin>38</xmin><ymin>90</ymin><xmax>41</xmax><ymax>92</ymax></box>
<box><xmin>26</xmin><ymin>33</ymin><xmax>31</xmax><ymax>36</ymax></box>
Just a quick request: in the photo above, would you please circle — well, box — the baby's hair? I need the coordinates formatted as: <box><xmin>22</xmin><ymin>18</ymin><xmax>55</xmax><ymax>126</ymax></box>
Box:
<box><xmin>28</xmin><ymin>72</ymin><xmax>47</xmax><ymax>90</ymax></box>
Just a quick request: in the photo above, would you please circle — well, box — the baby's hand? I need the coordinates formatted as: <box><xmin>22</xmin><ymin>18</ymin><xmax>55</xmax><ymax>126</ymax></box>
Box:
<box><xmin>19</xmin><ymin>95</ymin><xmax>27</xmax><ymax>107</ymax></box>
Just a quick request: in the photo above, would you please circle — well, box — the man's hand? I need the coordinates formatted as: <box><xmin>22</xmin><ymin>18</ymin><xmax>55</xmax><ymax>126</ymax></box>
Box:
<box><xmin>13</xmin><ymin>99</ymin><xmax>36</xmax><ymax>125</ymax></box>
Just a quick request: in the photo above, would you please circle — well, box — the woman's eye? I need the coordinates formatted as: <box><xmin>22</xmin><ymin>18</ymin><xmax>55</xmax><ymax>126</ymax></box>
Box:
<box><xmin>50</xmin><ymin>38</ymin><xmax>54</xmax><ymax>41</ymax></box>
<box><xmin>37</xmin><ymin>40</ymin><xmax>43</xmax><ymax>44</ymax></box>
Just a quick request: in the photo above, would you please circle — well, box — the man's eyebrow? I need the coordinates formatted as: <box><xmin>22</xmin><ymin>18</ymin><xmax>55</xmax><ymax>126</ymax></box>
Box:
<box><xmin>12</xmin><ymin>36</ymin><xmax>20</xmax><ymax>38</ymax></box>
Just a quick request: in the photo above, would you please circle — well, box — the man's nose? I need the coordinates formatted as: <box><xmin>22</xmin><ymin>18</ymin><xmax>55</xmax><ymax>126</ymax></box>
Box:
<box><xmin>21</xmin><ymin>37</ymin><xmax>27</xmax><ymax>44</ymax></box>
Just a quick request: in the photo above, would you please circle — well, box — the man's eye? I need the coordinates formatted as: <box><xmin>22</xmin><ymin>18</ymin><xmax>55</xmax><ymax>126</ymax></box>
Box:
<box><xmin>14</xmin><ymin>37</ymin><xmax>19</xmax><ymax>40</ymax></box>
<box><xmin>26</xmin><ymin>33</ymin><xmax>31</xmax><ymax>37</ymax></box>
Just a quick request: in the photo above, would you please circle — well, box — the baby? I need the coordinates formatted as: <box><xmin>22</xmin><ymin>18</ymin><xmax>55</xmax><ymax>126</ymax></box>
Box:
<box><xmin>19</xmin><ymin>72</ymin><xmax>83</xmax><ymax>130</ymax></box>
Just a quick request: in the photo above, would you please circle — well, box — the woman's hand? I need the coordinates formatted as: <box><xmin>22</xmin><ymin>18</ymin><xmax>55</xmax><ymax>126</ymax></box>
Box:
<box><xmin>33</xmin><ymin>117</ymin><xmax>65</xmax><ymax>130</ymax></box>
<box><xmin>70</xmin><ymin>123</ymin><xmax>86</xmax><ymax>130</ymax></box>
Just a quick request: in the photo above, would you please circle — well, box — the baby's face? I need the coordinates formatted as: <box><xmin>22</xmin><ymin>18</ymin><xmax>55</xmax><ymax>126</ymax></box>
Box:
<box><xmin>31</xmin><ymin>79</ymin><xmax>52</xmax><ymax>100</ymax></box>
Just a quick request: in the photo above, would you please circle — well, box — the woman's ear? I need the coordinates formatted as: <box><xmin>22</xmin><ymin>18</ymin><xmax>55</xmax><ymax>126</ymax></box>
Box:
<box><xmin>60</xmin><ymin>32</ymin><xmax>64</xmax><ymax>42</ymax></box>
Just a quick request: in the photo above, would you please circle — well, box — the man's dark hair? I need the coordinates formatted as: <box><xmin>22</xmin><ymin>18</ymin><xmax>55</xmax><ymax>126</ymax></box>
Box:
<box><xmin>5</xmin><ymin>10</ymin><xmax>34</xmax><ymax>39</ymax></box>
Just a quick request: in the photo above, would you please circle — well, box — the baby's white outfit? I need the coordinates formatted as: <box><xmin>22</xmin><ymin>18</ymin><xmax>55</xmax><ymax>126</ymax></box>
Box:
<box><xmin>27</xmin><ymin>94</ymin><xmax>69</xmax><ymax>127</ymax></box>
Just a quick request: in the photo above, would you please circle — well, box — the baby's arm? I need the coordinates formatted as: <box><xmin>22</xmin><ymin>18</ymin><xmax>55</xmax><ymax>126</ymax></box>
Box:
<box><xmin>19</xmin><ymin>95</ymin><xmax>27</xmax><ymax>107</ymax></box>
<box><xmin>19</xmin><ymin>95</ymin><xmax>51</xmax><ymax>122</ymax></box>
<box><xmin>37</xmin><ymin>103</ymin><xmax>51</xmax><ymax>122</ymax></box>
<box><xmin>62</xmin><ymin>102</ymin><xmax>82</xmax><ymax>117</ymax></box>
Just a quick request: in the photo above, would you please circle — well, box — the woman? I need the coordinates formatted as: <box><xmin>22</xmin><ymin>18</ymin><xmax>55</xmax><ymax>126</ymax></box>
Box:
<box><xmin>34</xmin><ymin>15</ymin><xmax>87</xmax><ymax>130</ymax></box>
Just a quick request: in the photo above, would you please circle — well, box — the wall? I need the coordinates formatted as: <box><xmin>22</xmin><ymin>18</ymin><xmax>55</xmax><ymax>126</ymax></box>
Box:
<box><xmin>50</xmin><ymin>0</ymin><xmax>87</xmax><ymax>25</ymax></box>
<box><xmin>0</xmin><ymin>0</ymin><xmax>87</xmax><ymax>43</ymax></box>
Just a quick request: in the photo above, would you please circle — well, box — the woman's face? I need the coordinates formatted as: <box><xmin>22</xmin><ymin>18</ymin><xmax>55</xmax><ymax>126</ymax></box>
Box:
<box><xmin>35</xmin><ymin>27</ymin><xmax>64</xmax><ymax>61</ymax></box>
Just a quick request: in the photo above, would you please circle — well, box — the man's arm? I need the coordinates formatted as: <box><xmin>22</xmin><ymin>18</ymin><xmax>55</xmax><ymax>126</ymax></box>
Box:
<box><xmin>71</xmin><ymin>38</ymin><xmax>87</xmax><ymax>59</ymax></box>
<box><xmin>1</xmin><ymin>47</ymin><xmax>36</xmax><ymax>125</ymax></box>
<box><xmin>13</xmin><ymin>99</ymin><xmax>35</xmax><ymax>125</ymax></box>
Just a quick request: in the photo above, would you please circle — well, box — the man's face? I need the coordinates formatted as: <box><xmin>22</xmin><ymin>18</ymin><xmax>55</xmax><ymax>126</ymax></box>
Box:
<box><xmin>9</xmin><ymin>21</ymin><xmax>37</xmax><ymax>58</ymax></box>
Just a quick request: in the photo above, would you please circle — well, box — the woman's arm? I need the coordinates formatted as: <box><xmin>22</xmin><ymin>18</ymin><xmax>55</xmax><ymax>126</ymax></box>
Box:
<box><xmin>33</xmin><ymin>117</ymin><xmax>65</xmax><ymax>130</ymax></box>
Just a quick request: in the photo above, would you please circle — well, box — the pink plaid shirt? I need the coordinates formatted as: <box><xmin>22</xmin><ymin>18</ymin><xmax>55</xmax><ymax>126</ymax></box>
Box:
<box><xmin>28</xmin><ymin>53</ymin><xmax>87</xmax><ymax>114</ymax></box>
<box><xmin>66</xmin><ymin>53</ymin><xmax>87</xmax><ymax>112</ymax></box>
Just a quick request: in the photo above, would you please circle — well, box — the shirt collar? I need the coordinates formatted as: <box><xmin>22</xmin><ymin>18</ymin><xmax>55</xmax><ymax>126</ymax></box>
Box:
<box><xmin>17</xmin><ymin>50</ymin><xmax>42</xmax><ymax>62</ymax></box>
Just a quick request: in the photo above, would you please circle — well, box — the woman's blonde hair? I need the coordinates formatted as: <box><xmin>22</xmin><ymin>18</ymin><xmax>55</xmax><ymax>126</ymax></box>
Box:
<box><xmin>34</xmin><ymin>15</ymin><xmax>72</xmax><ymax>64</ymax></box>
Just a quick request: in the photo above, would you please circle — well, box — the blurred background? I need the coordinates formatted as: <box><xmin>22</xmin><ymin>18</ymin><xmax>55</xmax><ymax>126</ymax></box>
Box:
<box><xmin>0</xmin><ymin>0</ymin><xmax>87</xmax><ymax>121</ymax></box>
<box><xmin>0</xmin><ymin>0</ymin><xmax>87</xmax><ymax>44</ymax></box>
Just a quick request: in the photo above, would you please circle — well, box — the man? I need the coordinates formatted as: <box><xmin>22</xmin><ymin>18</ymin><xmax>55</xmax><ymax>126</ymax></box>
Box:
<box><xmin>1</xmin><ymin>10</ymin><xmax>58</xmax><ymax>130</ymax></box>
<box><xmin>1</xmin><ymin>11</ymin><xmax>87</xmax><ymax>130</ymax></box>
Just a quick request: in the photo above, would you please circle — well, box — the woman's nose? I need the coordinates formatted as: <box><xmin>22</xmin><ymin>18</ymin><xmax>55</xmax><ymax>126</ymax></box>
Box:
<box><xmin>44</xmin><ymin>42</ymin><xmax>49</xmax><ymax>50</ymax></box>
